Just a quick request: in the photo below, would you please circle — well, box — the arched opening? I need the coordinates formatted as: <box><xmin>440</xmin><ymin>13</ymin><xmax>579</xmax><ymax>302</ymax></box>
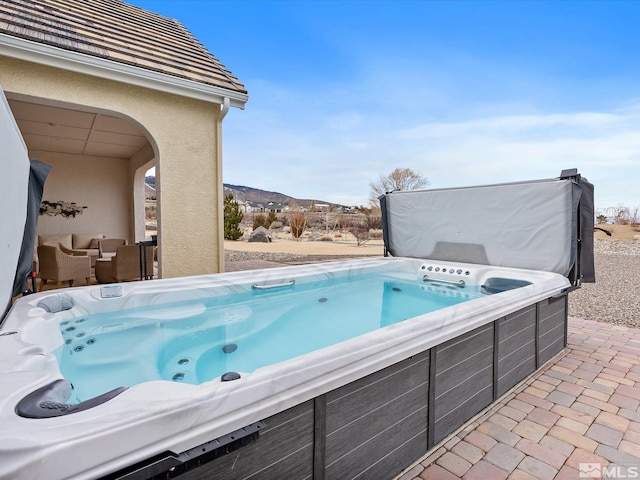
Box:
<box><xmin>6</xmin><ymin>93</ymin><xmax>159</xmax><ymax>280</ymax></box>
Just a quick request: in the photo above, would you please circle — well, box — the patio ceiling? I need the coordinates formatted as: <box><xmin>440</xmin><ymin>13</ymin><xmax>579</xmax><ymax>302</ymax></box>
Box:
<box><xmin>8</xmin><ymin>98</ymin><xmax>148</xmax><ymax>159</ymax></box>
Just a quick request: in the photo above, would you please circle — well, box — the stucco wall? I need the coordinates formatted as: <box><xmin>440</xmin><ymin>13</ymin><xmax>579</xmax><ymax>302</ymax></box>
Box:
<box><xmin>31</xmin><ymin>151</ymin><xmax>131</xmax><ymax>240</ymax></box>
<box><xmin>0</xmin><ymin>56</ymin><xmax>223</xmax><ymax>278</ymax></box>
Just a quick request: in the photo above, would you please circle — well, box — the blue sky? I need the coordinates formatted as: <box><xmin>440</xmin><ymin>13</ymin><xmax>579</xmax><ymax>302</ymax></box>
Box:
<box><xmin>131</xmin><ymin>0</ymin><xmax>640</xmax><ymax>212</ymax></box>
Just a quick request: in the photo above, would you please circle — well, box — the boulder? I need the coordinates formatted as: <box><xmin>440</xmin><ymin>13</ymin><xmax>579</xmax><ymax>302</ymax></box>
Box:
<box><xmin>248</xmin><ymin>226</ymin><xmax>272</xmax><ymax>243</ymax></box>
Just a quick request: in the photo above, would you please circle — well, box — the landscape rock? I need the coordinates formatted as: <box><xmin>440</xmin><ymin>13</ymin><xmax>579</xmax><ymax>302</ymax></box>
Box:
<box><xmin>248</xmin><ymin>226</ymin><xmax>272</xmax><ymax>243</ymax></box>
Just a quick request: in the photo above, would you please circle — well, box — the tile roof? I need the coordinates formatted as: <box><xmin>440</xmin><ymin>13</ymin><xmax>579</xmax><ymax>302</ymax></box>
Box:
<box><xmin>0</xmin><ymin>0</ymin><xmax>246</xmax><ymax>95</ymax></box>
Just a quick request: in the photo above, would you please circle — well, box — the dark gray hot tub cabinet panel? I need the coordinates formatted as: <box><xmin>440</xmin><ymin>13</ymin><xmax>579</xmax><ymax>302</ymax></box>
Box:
<box><xmin>432</xmin><ymin>324</ymin><xmax>494</xmax><ymax>445</ymax></box>
<box><xmin>538</xmin><ymin>296</ymin><xmax>568</xmax><ymax>365</ymax></box>
<box><xmin>496</xmin><ymin>306</ymin><xmax>537</xmax><ymax>398</ymax></box>
<box><xmin>128</xmin><ymin>295</ymin><xmax>567</xmax><ymax>480</ymax></box>
<box><xmin>323</xmin><ymin>351</ymin><xmax>429</xmax><ymax>480</ymax></box>
<box><xmin>177</xmin><ymin>401</ymin><xmax>315</xmax><ymax>480</ymax></box>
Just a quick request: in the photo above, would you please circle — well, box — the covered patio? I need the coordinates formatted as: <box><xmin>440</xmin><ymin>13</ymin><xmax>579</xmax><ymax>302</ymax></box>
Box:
<box><xmin>0</xmin><ymin>0</ymin><xmax>248</xmax><ymax>281</ymax></box>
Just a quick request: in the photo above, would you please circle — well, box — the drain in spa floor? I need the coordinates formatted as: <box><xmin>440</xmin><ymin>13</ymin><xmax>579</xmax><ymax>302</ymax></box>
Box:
<box><xmin>222</xmin><ymin>343</ymin><xmax>237</xmax><ymax>354</ymax></box>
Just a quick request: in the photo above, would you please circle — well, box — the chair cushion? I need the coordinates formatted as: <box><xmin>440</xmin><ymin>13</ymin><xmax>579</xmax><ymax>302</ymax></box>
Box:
<box><xmin>73</xmin><ymin>233</ymin><xmax>104</xmax><ymax>249</ymax></box>
<box><xmin>38</xmin><ymin>234</ymin><xmax>73</xmax><ymax>250</ymax></box>
<box><xmin>89</xmin><ymin>238</ymin><xmax>102</xmax><ymax>249</ymax></box>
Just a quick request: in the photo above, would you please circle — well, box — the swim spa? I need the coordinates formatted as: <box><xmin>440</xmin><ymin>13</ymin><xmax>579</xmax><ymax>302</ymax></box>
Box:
<box><xmin>2</xmin><ymin>258</ymin><xmax>573</xmax><ymax>480</ymax></box>
<box><xmin>1</xmin><ymin>86</ymin><xmax>595</xmax><ymax>480</ymax></box>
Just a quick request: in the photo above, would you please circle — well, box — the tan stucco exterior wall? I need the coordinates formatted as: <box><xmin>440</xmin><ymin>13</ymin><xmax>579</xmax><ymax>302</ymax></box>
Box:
<box><xmin>0</xmin><ymin>56</ymin><xmax>223</xmax><ymax>278</ymax></box>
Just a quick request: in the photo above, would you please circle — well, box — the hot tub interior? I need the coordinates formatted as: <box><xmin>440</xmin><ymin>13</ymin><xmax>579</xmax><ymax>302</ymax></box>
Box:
<box><xmin>51</xmin><ymin>264</ymin><xmax>533</xmax><ymax>403</ymax></box>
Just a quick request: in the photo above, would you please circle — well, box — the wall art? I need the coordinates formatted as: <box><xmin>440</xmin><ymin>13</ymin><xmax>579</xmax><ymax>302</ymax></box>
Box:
<box><xmin>39</xmin><ymin>200</ymin><xmax>88</xmax><ymax>218</ymax></box>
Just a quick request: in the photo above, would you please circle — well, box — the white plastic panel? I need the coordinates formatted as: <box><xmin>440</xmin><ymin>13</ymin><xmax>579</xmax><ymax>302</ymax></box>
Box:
<box><xmin>0</xmin><ymin>85</ymin><xmax>29</xmax><ymax>315</ymax></box>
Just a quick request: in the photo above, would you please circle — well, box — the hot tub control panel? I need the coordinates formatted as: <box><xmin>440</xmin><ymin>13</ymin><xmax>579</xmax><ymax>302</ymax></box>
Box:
<box><xmin>419</xmin><ymin>263</ymin><xmax>471</xmax><ymax>289</ymax></box>
<box><xmin>420</xmin><ymin>264</ymin><xmax>472</xmax><ymax>276</ymax></box>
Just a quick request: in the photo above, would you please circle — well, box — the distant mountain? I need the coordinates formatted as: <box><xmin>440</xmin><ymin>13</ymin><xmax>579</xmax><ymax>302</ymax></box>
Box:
<box><xmin>223</xmin><ymin>184</ymin><xmax>339</xmax><ymax>208</ymax></box>
<box><xmin>144</xmin><ymin>177</ymin><xmax>339</xmax><ymax>208</ymax></box>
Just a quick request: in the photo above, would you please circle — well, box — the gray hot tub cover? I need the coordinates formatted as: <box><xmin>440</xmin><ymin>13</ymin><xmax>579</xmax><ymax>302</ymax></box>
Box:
<box><xmin>380</xmin><ymin>169</ymin><xmax>594</xmax><ymax>286</ymax></box>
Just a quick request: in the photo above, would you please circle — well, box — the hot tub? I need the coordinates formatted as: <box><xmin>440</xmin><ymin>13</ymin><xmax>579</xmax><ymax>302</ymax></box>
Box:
<box><xmin>0</xmin><ymin>84</ymin><xmax>595</xmax><ymax>480</ymax></box>
<box><xmin>1</xmin><ymin>257</ymin><xmax>570</xmax><ymax>480</ymax></box>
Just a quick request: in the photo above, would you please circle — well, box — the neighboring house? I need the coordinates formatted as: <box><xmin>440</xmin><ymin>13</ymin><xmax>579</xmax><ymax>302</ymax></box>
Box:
<box><xmin>0</xmin><ymin>0</ymin><xmax>248</xmax><ymax>277</ymax></box>
<box><xmin>266</xmin><ymin>202</ymin><xmax>284</xmax><ymax>213</ymax></box>
<box><xmin>240</xmin><ymin>201</ymin><xmax>265</xmax><ymax>214</ymax></box>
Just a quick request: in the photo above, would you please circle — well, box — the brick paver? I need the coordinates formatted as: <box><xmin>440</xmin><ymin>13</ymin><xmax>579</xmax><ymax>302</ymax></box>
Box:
<box><xmin>555</xmin><ymin>417</ymin><xmax>589</xmax><ymax>435</ymax></box>
<box><xmin>450</xmin><ymin>441</ymin><xmax>484</xmax><ymax>464</ymax></box>
<box><xmin>463</xmin><ymin>460</ymin><xmax>509</xmax><ymax>480</ymax></box>
<box><xmin>463</xmin><ymin>431</ymin><xmax>497</xmax><ymax>453</ymax></box>
<box><xmin>511</xmin><ymin>419</ymin><xmax>548</xmax><ymax>442</ymax></box>
<box><xmin>525</xmin><ymin>407</ymin><xmax>560</xmax><ymax>428</ymax></box>
<box><xmin>586</xmin><ymin>423</ymin><xmax>624</xmax><ymax>447</ymax></box>
<box><xmin>397</xmin><ymin>317</ymin><xmax>640</xmax><ymax>480</ymax></box>
<box><xmin>539</xmin><ymin>435</ymin><xmax>575</xmax><ymax>458</ymax></box>
<box><xmin>596</xmin><ymin>411</ymin><xmax>631</xmax><ymax>432</ymax></box>
<box><xmin>436</xmin><ymin>452</ymin><xmax>472</xmax><ymax>477</ymax></box>
<box><xmin>419</xmin><ymin>464</ymin><xmax>458</xmax><ymax>480</ymax></box>
<box><xmin>484</xmin><ymin>443</ymin><xmax>525</xmax><ymax>473</ymax></box>
<box><xmin>515</xmin><ymin>438</ymin><xmax>566</xmax><ymax>470</ymax></box>
<box><xmin>564</xmin><ymin>448</ymin><xmax>609</xmax><ymax>471</ymax></box>
<box><xmin>516</xmin><ymin>456</ymin><xmax>557</xmax><ymax>480</ymax></box>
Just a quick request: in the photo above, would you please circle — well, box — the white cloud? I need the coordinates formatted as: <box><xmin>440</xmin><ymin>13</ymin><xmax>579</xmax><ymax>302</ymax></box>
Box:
<box><xmin>223</xmin><ymin>79</ymin><xmax>640</xmax><ymax>210</ymax></box>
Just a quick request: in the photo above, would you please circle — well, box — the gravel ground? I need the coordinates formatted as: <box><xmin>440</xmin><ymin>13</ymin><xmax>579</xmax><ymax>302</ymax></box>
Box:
<box><xmin>226</xmin><ymin>239</ymin><xmax>640</xmax><ymax>329</ymax></box>
<box><xmin>568</xmin><ymin>239</ymin><xmax>640</xmax><ymax>328</ymax></box>
<box><xmin>224</xmin><ymin>249</ymin><xmax>379</xmax><ymax>265</ymax></box>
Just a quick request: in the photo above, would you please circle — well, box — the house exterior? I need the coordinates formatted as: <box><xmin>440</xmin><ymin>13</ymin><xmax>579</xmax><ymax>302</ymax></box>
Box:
<box><xmin>0</xmin><ymin>0</ymin><xmax>248</xmax><ymax>277</ymax></box>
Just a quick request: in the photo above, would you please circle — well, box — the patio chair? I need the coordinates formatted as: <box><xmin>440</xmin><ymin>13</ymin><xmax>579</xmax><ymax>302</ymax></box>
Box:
<box><xmin>98</xmin><ymin>238</ymin><xmax>127</xmax><ymax>259</ymax></box>
<box><xmin>37</xmin><ymin>245</ymin><xmax>91</xmax><ymax>290</ymax></box>
<box><xmin>95</xmin><ymin>245</ymin><xmax>154</xmax><ymax>283</ymax></box>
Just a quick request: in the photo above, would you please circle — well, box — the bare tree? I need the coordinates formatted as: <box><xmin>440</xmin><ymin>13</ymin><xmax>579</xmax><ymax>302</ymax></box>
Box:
<box><xmin>369</xmin><ymin>167</ymin><xmax>429</xmax><ymax>207</ymax></box>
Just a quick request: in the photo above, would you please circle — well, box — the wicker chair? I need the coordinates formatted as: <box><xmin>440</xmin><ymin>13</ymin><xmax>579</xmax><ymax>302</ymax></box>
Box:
<box><xmin>37</xmin><ymin>245</ymin><xmax>91</xmax><ymax>290</ymax></box>
<box><xmin>98</xmin><ymin>238</ymin><xmax>127</xmax><ymax>259</ymax></box>
<box><xmin>95</xmin><ymin>245</ymin><xmax>154</xmax><ymax>283</ymax></box>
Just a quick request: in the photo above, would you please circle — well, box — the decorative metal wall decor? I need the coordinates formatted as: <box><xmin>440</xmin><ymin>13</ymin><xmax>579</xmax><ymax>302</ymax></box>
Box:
<box><xmin>39</xmin><ymin>200</ymin><xmax>88</xmax><ymax>218</ymax></box>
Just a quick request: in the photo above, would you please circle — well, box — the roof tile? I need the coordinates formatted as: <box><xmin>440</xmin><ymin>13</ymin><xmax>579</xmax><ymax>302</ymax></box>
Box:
<box><xmin>0</xmin><ymin>0</ymin><xmax>246</xmax><ymax>94</ymax></box>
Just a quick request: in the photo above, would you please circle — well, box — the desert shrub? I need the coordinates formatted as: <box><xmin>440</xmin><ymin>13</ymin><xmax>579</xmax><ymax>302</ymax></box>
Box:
<box><xmin>342</xmin><ymin>214</ymin><xmax>370</xmax><ymax>246</ymax></box>
<box><xmin>266</xmin><ymin>211</ymin><xmax>278</xmax><ymax>225</ymax></box>
<box><xmin>367</xmin><ymin>216</ymin><xmax>383</xmax><ymax>230</ymax></box>
<box><xmin>318</xmin><ymin>235</ymin><xmax>333</xmax><ymax>242</ymax></box>
<box><xmin>611</xmin><ymin>205</ymin><xmax>640</xmax><ymax>225</ymax></box>
<box><xmin>269</xmin><ymin>220</ymin><xmax>283</xmax><ymax>230</ymax></box>
<box><xmin>145</xmin><ymin>204</ymin><xmax>156</xmax><ymax>220</ymax></box>
<box><xmin>253</xmin><ymin>214</ymin><xmax>270</xmax><ymax>230</ymax></box>
<box><xmin>289</xmin><ymin>212</ymin><xmax>307</xmax><ymax>240</ymax></box>
<box><xmin>369</xmin><ymin>229</ymin><xmax>383</xmax><ymax>239</ymax></box>
<box><xmin>631</xmin><ymin>206</ymin><xmax>640</xmax><ymax>229</ymax></box>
